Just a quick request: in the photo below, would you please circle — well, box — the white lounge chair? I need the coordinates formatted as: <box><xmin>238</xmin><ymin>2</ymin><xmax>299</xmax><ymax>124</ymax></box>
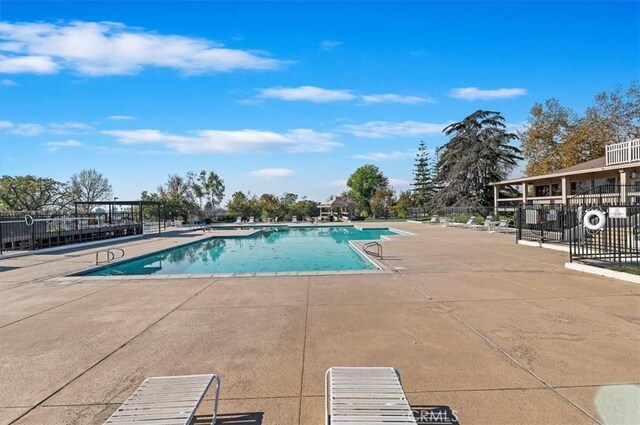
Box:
<box><xmin>235</xmin><ymin>216</ymin><xmax>241</xmax><ymax>224</ymax></box>
<box><xmin>427</xmin><ymin>215</ymin><xmax>438</xmax><ymax>224</ymax></box>
<box><xmin>292</xmin><ymin>215</ymin><xmax>298</xmax><ymax>223</ymax></box>
<box><xmin>462</xmin><ymin>216</ymin><xmax>476</xmax><ymax>228</ymax></box>
<box><xmin>248</xmin><ymin>216</ymin><xmax>255</xmax><ymax>223</ymax></box>
<box><xmin>105</xmin><ymin>374</ymin><xmax>221</xmax><ymax>425</ymax></box>
<box><xmin>325</xmin><ymin>367</ymin><xmax>417</xmax><ymax>425</ymax></box>
<box><xmin>497</xmin><ymin>219</ymin><xmax>514</xmax><ymax>233</ymax></box>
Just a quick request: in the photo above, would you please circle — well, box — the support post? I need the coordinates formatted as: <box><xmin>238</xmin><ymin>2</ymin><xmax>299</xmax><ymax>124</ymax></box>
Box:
<box><xmin>561</xmin><ymin>176</ymin><xmax>569</xmax><ymax>205</ymax></box>
<box><xmin>493</xmin><ymin>185</ymin><xmax>499</xmax><ymax>217</ymax></box>
<box><xmin>620</xmin><ymin>169</ymin><xmax>628</xmax><ymax>203</ymax></box>
<box><xmin>522</xmin><ymin>182</ymin><xmax>528</xmax><ymax>205</ymax></box>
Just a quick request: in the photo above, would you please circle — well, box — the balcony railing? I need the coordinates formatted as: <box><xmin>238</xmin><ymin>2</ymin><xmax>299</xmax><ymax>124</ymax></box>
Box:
<box><xmin>606</xmin><ymin>139</ymin><xmax>640</xmax><ymax>165</ymax></box>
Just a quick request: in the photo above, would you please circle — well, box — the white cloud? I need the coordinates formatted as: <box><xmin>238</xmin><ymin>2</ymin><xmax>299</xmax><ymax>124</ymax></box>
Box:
<box><xmin>44</xmin><ymin>139</ymin><xmax>84</xmax><ymax>152</ymax></box>
<box><xmin>351</xmin><ymin>151</ymin><xmax>415</xmax><ymax>161</ymax></box>
<box><xmin>1</xmin><ymin>78</ymin><xmax>19</xmax><ymax>86</ymax></box>
<box><xmin>0</xmin><ymin>120</ymin><xmax>14</xmax><ymax>129</ymax></box>
<box><xmin>0</xmin><ymin>21</ymin><xmax>286</xmax><ymax>76</ymax></box>
<box><xmin>329</xmin><ymin>179</ymin><xmax>348</xmax><ymax>188</ymax></box>
<box><xmin>104</xmin><ymin>128</ymin><xmax>342</xmax><ymax>154</ymax></box>
<box><xmin>320</xmin><ymin>40</ymin><xmax>342</xmax><ymax>51</ymax></box>
<box><xmin>389</xmin><ymin>178</ymin><xmax>411</xmax><ymax>187</ymax></box>
<box><xmin>259</xmin><ymin>85</ymin><xmax>356</xmax><ymax>103</ymax></box>
<box><xmin>341</xmin><ymin>120</ymin><xmax>447</xmax><ymax>139</ymax></box>
<box><xmin>107</xmin><ymin>115</ymin><xmax>136</xmax><ymax>121</ymax></box>
<box><xmin>249</xmin><ymin>168</ymin><xmax>295</xmax><ymax>179</ymax></box>
<box><xmin>49</xmin><ymin>121</ymin><xmax>94</xmax><ymax>134</ymax></box>
<box><xmin>0</xmin><ymin>55</ymin><xmax>59</xmax><ymax>74</ymax></box>
<box><xmin>11</xmin><ymin>123</ymin><xmax>45</xmax><ymax>136</ymax></box>
<box><xmin>4</xmin><ymin>121</ymin><xmax>93</xmax><ymax>136</ymax></box>
<box><xmin>257</xmin><ymin>85</ymin><xmax>432</xmax><ymax>105</ymax></box>
<box><xmin>449</xmin><ymin>87</ymin><xmax>527</xmax><ymax>100</ymax></box>
<box><xmin>360</xmin><ymin>94</ymin><xmax>434</xmax><ymax>104</ymax></box>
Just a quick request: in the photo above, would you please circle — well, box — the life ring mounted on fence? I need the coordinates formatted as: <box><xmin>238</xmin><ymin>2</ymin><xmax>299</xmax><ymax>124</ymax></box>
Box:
<box><xmin>24</xmin><ymin>215</ymin><xmax>34</xmax><ymax>226</ymax></box>
<box><xmin>583</xmin><ymin>210</ymin><xmax>606</xmax><ymax>232</ymax></box>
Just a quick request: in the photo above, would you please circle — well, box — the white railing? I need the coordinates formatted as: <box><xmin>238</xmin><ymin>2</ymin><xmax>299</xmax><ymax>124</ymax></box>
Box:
<box><xmin>606</xmin><ymin>139</ymin><xmax>640</xmax><ymax>165</ymax></box>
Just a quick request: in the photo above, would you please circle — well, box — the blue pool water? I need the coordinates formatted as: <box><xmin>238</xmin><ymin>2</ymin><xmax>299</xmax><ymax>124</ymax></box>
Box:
<box><xmin>84</xmin><ymin>226</ymin><xmax>399</xmax><ymax>276</ymax></box>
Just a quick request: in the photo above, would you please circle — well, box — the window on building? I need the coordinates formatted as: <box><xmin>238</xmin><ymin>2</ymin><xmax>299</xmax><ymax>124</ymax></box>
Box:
<box><xmin>551</xmin><ymin>183</ymin><xmax>562</xmax><ymax>196</ymax></box>
<box><xmin>535</xmin><ymin>185</ymin><xmax>550</xmax><ymax>197</ymax></box>
<box><xmin>593</xmin><ymin>177</ymin><xmax>616</xmax><ymax>193</ymax></box>
<box><xmin>571</xmin><ymin>180</ymin><xmax>590</xmax><ymax>195</ymax></box>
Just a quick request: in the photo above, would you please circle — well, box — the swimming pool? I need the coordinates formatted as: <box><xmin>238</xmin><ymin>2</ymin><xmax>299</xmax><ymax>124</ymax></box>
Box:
<box><xmin>82</xmin><ymin>226</ymin><xmax>401</xmax><ymax>276</ymax></box>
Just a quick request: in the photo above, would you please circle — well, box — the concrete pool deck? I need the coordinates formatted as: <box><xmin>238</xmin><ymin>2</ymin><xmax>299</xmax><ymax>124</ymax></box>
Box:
<box><xmin>0</xmin><ymin>222</ymin><xmax>638</xmax><ymax>424</ymax></box>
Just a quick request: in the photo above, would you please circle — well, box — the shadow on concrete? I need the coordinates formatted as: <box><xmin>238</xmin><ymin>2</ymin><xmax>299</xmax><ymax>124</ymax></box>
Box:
<box><xmin>193</xmin><ymin>412</ymin><xmax>264</xmax><ymax>424</ymax></box>
<box><xmin>412</xmin><ymin>405</ymin><xmax>460</xmax><ymax>424</ymax></box>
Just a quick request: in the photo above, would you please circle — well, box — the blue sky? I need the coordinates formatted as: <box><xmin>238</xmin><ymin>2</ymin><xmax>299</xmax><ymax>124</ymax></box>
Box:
<box><xmin>1</xmin><ymin>1</ymin><xmax>638</xmax><ymax>202</ymax></box>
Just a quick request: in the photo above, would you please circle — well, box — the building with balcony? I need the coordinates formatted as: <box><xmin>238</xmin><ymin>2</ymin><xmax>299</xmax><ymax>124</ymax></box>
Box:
<box><xmin>491</xmin><ymin>139</ymin><xmax>640</xmax><ymax>213</ymax></box>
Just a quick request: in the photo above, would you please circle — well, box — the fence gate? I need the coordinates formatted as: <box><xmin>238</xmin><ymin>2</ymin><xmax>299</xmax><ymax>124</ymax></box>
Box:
<box><xmin>516</xmin><ymin>205</ymin><xmax>571</xmax><ymax>243</ymax></box>
<box><xmin>569</xmin><ymin>204</ymin><xmax>640</xmax><ymax>266</ymax></box>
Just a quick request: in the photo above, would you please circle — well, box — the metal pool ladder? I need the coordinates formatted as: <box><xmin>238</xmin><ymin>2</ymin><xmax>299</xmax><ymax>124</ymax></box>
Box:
<box><xmin>96</xmin><ymin>248</ymin><xmax>125</xmax><ymax>265</ymax></box>
<box><xmin>362</xmin><ymin>241</ymin><xmax>383</xmax><ymax>259</ymax></box>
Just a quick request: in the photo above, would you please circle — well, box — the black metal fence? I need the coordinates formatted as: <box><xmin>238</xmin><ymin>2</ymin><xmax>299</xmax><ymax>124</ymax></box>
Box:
<box><xmin>0</xmin><ymin>211</ymin><xmax>144</xmax><ymax>253</ymax></box>
<box><xmin>569</xmin><ymin>205</ymin><xmax>639</xmax><ymax>266</ymax></box>
<box><xmin>516</xmin><ymin>205</ymin><xmax>572</xmax><ymax>243</ymax></box>
<box><xmin>515</xmin><ymin>204</ymin><xmax>640</xmax><ymax>266</ymax></box>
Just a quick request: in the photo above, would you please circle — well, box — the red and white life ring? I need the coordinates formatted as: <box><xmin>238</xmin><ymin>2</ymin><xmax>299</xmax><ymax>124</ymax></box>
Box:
<box><xmin>583</xmin><ymin>210</ymin><xmax>606</xmax><ymax>231</ymax></box>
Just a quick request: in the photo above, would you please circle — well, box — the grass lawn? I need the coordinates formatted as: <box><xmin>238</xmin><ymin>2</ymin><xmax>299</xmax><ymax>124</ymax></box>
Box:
<box><xmin>604</xmin><ymin>264</ymin><xmax>640</xmax><ymax>275</ymax></box>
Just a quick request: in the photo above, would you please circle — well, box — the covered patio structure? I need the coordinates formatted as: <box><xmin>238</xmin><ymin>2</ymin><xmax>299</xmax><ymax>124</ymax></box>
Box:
<box><xmin>318</xmin><ymin>196</ymin><xmax>354</xmax><ymax>222</ymax></box>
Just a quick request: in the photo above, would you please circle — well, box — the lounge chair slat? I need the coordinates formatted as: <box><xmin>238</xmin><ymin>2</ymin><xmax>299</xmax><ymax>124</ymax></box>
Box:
<box><xmin>325</xmin><ymin>367</ymin><xmax>417</xmax><ymax>425</ymax></box>
<box><xmin>104</xmin><ymin>374</ymin><xmax>220</xmax><ymax>425</ymax></box>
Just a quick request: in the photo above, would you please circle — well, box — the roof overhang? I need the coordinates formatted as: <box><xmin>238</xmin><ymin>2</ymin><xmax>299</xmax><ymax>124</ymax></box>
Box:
<box><xmin>491</xmin><ymin>161</ymin><xmax>640</xmax><ymax>186</ymax></box>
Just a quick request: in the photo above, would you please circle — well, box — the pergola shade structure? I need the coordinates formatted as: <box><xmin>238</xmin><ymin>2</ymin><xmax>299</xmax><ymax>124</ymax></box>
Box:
<box><xmin>318</xmin><ymin>196</ymin><xmax>354</xmax><ymax>221</ymax></box>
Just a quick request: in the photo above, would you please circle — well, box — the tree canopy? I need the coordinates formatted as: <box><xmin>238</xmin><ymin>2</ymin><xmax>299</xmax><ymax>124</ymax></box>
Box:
<box><xmin>69</xmin><ymin>169</ymin><xmax>113</xmax><ymax>212</ymax></box>
<box><xmin>0</xmin><ymin>175</ymin><xmax>72</xmax><ymax>212</ymax></box>
<box><xmin>521</xmin><ymin>82</ymin><xmax>640</xmax><ymax>176</ymax></box>
<box><xmin>433</xmin><ymin>110</ymin><xmax>522</xmax><ymax>208</ymax></box>
<box><xmin>347</xmin><ymin>164</ymin><xmax>389</xmax><ymax>217</ymax></box>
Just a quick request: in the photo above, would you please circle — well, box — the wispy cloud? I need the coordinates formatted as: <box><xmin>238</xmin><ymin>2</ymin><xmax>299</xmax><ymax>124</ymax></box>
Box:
<box><xmin>449</xmin><ymin>87</ymin><xmax>527</xmax><ymax>100</ymax></box>
<box><xmin>259</xmin><ymin>86</ymin><xmax>356</xmax><ymax>103</ymax></box>
<box><xmin>249</xmin><ymin>168</ymin><xmax>295</xmax><ymax>179</ymax></box>
<box><xmin>107</xmin><ymin>115</ymin><xmax>136</xmax><ymax>121</ymax></box>
<box><xmin>2</xmin><ymin>120</ymin><xmax>94</xmax><ymax>136</ymax></box>
<box><xmin>360</xmin><ymin>94</ymin><xmax>434</xmax><ymax>104</ymax></box>
<box><xmin>320</xmin><ymin>40</ymin><xmax>342</xmax><ymax>51</ymax></box>
<box><xmin>257</xmin><ymin>85</ymin><xmax>433</xmax><ymax>105</ymax></box>
<box><xmin>341</xmin><ymin>120</ymin><xmax>447</xmax><ymax>139</ymax></box>
<box><xmin>329</xmin><ymin>179</ymin><xmax>348</xmax><ymax>188</ymax></box>
<box><xmin>1</xmin><ymin>79</ymin><xmax>19</xmax><ymax>86</ymax></box>
<box><xmin>351</xmin><ymin>151</ymin><xmax>415</xmax><ymax>161</ymax></box>
<box><xmin>104</xmin><ymin>128</ymin><xmax>342</xmax><ymax>154</ymax></box>
<box><xmin>0</xmin><ymin>21</ymin><xmax>287</xmax><ymax>76</ymax></box>
<box><xmin>389</xmin><ymin>178</ymin><xmax>411</xmax><ymax>187</ymax></box>
<box><xmin>10</xmin><ymin>123</ymin><xmax>45</xmax><ymax>136</ymax></box>
<box><xmin>44</xmin><ymin>139</ymin><xmax>84</xmax><ymax>152</ymax></box>
<box><xmin>0</xmin><ymin>55</ymin><xmax>58</xmax><ymax>74</ymax></box>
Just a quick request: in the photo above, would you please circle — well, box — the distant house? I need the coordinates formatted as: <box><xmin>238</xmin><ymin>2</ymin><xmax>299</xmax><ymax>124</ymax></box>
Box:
<box><xmin>491</xmin><ymin>139</ymin><xmax>640</xmax><ymax>213</ymax></box>
<box><xmin>318</xmin><ymin>196</ymin><xmax>354</xmax><ymax>221</ymax></box>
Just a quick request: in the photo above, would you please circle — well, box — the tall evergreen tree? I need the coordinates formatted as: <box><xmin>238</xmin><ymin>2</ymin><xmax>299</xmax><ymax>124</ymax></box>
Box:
<box><xmin>411</xmin><ymin>141</ymin><xmax>434</xmax><ymax>208</ymax></box>
<box><xmin>433</xmin><ymin>110</ymin><xmax>522</xmax><ymax>209</ymax></box>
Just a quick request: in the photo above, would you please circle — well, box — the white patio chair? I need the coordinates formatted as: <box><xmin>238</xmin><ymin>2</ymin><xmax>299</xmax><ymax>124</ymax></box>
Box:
<box><xmin>439</xmin><ymin>217</ymin><xmax>449</xmax><ymax>227</ymax></box>
<box><xmin>235</xmin><ymin>216</ymin><xmax>242</xmax><ymax>224</ymax></box>
<box><xmin>325</xmin><ymin>367</ymin><xmax>417</xmax><ymax>425</ymax></box>
<box><xmin>105</xmin><ymin>374</ymin><xmax>221</xmax><ymax>425</ymax></box>
<box><xmin>292</xmin><ymin>215</ymin><xmax>298</xmax><ymax>223</ymax></box>
<box><xmin>428</xmin><ymin>215</ymin><xmax>438</xmax><ymax>224</ymax></box>
<box><xmin>248</xmin><ymin>216</ymin><xmax>255</xmax><ymax>223</ymax></box>
<box><xmin>463</xmin><ymin>216</ymin><xmax>476</xmax><ymax>228</ymax></box>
